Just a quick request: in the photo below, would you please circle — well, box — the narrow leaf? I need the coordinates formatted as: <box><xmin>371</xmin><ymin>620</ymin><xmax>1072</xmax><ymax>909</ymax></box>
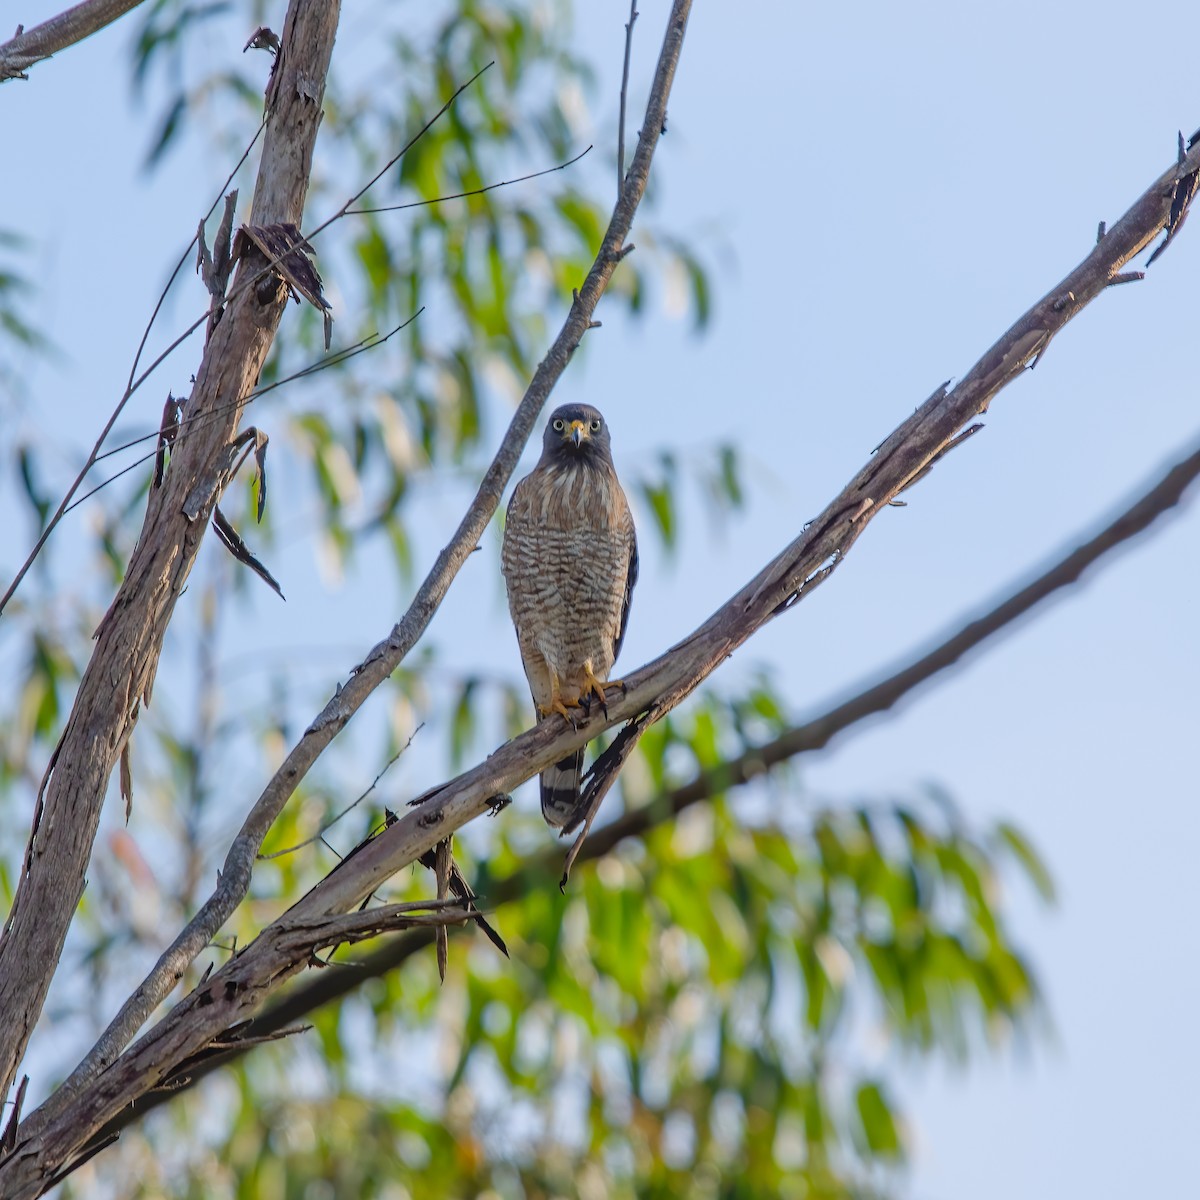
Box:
<box><xmin>994</xmin><ymin>821</ymin><xmax>1056</xmax><ymax>903</ymax></box>
<box><xmin>253</xmin><ymin>429</ymin><xmax>269</xmax><ymax>521</ymax></box>
<box><xmin>211</xmin><ymin>506</ymin><xmax>285</xmax><ymax>599</ymax></box>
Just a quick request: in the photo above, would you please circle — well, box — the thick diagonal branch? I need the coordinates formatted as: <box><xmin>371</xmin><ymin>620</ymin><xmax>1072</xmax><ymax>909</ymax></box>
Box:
<box><xmin>0</xmin><ymin>0</ymin><xmax>341</xmax><ymax>1112</ymax></box>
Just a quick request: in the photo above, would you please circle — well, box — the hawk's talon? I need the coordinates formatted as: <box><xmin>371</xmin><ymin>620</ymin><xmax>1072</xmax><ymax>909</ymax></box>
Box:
<box><xmin>579</xmin><ymin>665</ymin><xmax>611</xmax><ymax>720</ymax></box>
<box><xmin>539</xmin><ymin>693</ymin><xmax>578</xmax><ymax>729</ymax></box>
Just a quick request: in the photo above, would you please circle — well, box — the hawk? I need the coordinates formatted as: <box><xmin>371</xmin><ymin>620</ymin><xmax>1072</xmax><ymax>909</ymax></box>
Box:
<box><xmin>501</xmin><ymin>403</ymin><xmax>639</xmax><ymax>827</ymax></box>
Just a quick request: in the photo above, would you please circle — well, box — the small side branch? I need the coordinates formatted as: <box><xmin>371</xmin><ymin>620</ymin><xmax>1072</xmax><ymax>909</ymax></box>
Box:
<box><xmin>0</xmin><ymin>0</ymin><xmax>146</xmax><ymax>81</ymax></box>
<box><xmin>617</xmin><ymin>0</ymin><xmax>640</xmax><ymax>196</ymax></box>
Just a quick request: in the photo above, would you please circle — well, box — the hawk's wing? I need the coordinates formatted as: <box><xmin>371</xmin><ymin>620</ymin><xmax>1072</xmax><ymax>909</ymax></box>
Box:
<box><xmin>612</xmin><ymin>530</ymin><xmax>638</xmax><ymax>664</ymax></box>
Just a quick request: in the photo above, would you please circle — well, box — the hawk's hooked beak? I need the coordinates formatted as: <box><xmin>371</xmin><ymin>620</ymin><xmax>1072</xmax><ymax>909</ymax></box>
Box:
<box><xmin>569</xmin><ymin>419</ymin><xmax>587</xmax><ymax>448</ymax></box>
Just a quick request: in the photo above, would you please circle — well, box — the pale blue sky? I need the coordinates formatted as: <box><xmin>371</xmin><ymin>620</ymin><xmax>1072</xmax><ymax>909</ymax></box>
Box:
<box><xmin>3</xmin><ymin>2</ymin><xmax>1198</xmax><ymax>1197</ymax></box>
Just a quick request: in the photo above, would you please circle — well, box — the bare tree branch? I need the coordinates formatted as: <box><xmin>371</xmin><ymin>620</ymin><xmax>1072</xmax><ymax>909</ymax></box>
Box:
<box><xmin>0</xmin><ymin>0</ymin><xmax>341</xmax><ymax>1112</ymax></box>
<box><xmin>1</xmin><ymin>103</ymin><xmax>1196</xmax><ymax>1196</ymax></box>
<box><xmin>81</xmin><ymin>424</ymin><xmax>1200</xmax><ymax>1138</ymax></box>
<box><xmin>617</xmin><ymin>0</ymin><xmax>639</xmax><ymax>195</ymax></box>
<box><xmin>0</xmin><ymin>0</ymin><xmax>695</xmax><ymax>1175</ymax></box>
<box><xmin>0</xmin><ymin>0</ymin><xmax>146</xmax><ymax>81</ymax></box>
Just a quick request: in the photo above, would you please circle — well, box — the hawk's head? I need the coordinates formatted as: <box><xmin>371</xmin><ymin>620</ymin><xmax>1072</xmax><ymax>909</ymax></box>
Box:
<box><xmin>540</xmin><ymin>403</ymin><xmax>613</xmax><ymax>465</ymax></box>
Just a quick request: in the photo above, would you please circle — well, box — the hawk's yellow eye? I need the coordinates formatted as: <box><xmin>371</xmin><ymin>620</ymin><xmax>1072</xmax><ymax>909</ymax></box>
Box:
<box><xmin>553</xmin><ymin>418</ymin><xmax>565</xmax><ymax>432</ymax></box>
<box><xmin>590</xmin><ymin>418</ymin><xmax>602</xmax><ymax>432</ymax></box>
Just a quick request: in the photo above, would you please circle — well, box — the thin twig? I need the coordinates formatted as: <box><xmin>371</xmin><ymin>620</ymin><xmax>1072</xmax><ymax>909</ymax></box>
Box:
<box><xmin>617</xmin><ymin>0</ymin><xmax>639</xmax><ymax>197</ymax></box>
<box><xmin>259</xmin><ymin>724</ymin><xmax>424</xmax><ymax>860</ymax></box>
<box><xmin>277</xmin><ymin>897</ymin><xmax>478</xmax><ymax>947</ymax></box>
<box><xmin>72</xmin><ymin>310</ymin><xmax>423</xmax><ymax>513</ymax></box>
<box><xmin>59</xmin><ymin>453</ymin><xmax>156</xmax><ymax>516</ymax></box>
<box><xmin>351</xmin><ymin>145</ymin><xmax>592</xmax><ymax>215</ymax></box>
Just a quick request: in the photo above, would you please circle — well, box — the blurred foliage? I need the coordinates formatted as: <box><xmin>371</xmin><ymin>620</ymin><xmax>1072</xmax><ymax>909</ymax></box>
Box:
<box><xmin>0</xmin><ymin>3</ymin><xmax>1055</xmax><ymax>1199</ymax></box>
<box><xmin>0</xmin><ymin>230</ymin><xmax>49</xmax><ymax>399</ymax></box>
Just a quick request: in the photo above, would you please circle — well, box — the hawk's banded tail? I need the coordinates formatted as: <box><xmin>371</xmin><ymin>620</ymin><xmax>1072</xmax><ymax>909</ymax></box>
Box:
<box><xmin>540</xmin><ymin>748</ymin><xmax>584</xmax><ymax>828</ymax></box>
